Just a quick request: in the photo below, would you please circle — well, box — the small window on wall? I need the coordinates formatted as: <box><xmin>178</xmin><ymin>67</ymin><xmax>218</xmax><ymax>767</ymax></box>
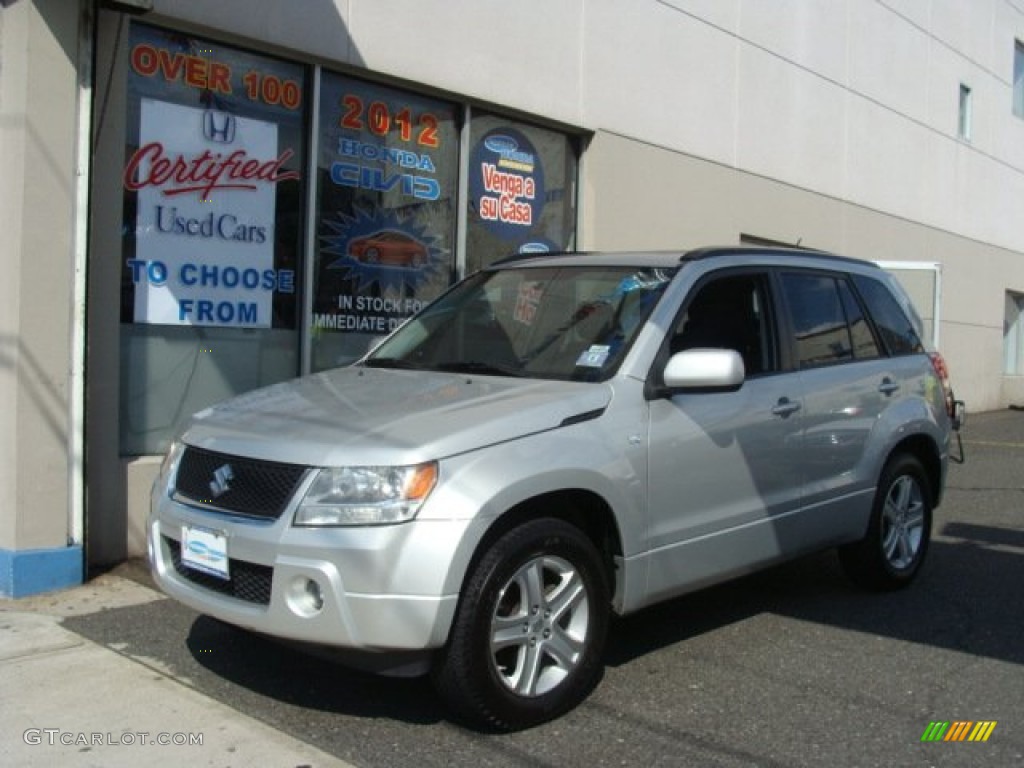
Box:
<box><xmin>311</xmin><ymin>73</ymin><xmax>459</xmax><ymax>371</ymax></box>
<box><xmin>119</xmin><ymin>23</ymin><xmax>308</xmax><ymax>455</ymax></box>
<box><xmin>1005</xmin><ymin>291</ymin><xmax>1024</xmax><ymax>375</ymax></box>
<box><xmin>1014</xmin><ymin>41</ymin><xmax>1024</xmax><ymax>119</ymax></box>
<box><xmin>466</xmin><ymin>114</ymin><xmax>578</xmax><ymax>274</ymax></box>
<box><xmin>958</xmin><ymin>83</ymin><xmax>972</xmax><ymax>140</ymax></box>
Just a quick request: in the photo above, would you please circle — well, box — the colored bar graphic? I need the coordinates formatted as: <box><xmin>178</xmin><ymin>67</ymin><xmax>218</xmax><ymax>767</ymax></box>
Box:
<box><xmin>968</xmin><ymin>722</ymin><xmax>997</xmax><ymax>742</ymax></box>
<box><xmin>946</xmin><ymin>721</ymin><xmax>973</xmax><ymax>741</ymax></box>
<box><xmin>921</xmin><ymin>721</ymin><xmax>996</xmax><ymax>742</ymax></box>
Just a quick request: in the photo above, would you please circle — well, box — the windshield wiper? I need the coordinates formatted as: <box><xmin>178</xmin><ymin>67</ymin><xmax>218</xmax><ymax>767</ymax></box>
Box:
<box><xmin>362</xmin><ymin>357</ymin><xmax>423</xmax><ymax>370</ymax></box>
<box><xmin>435</xmin><ymin>361</ymin><xmax>524</xmax><ymax>377</ymax></box>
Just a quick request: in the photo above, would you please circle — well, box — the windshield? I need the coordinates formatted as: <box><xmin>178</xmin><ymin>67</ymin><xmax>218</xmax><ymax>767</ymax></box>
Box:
<box><xmin>365</xmin><ymin>265</ymin><xmax>676</xmax><ymax>381</ymax></box>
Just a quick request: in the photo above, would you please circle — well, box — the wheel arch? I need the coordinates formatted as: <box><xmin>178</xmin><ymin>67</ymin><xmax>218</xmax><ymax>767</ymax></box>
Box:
<box><xmin>461</xmin><ymin>489</ymin><xmax>624</xmax><ymax>611</ymax></box>
<box><xmin>888</xmin><ymin>433</ymin><xmax>943</xmax><ymax>508</ymax></box>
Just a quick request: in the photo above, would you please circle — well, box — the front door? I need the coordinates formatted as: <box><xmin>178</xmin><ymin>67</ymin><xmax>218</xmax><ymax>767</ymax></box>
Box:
<box><xmin>643</xmin><ymin>271</ymin><xmax>806</xmax><ymax>604</ymax></box>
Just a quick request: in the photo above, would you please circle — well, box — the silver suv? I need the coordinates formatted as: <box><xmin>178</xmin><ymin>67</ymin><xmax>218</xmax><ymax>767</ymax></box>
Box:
<box><xmin>149</xmin><ymin>247</ymin><xmax>964</xmax><ymax>730</ymax></box>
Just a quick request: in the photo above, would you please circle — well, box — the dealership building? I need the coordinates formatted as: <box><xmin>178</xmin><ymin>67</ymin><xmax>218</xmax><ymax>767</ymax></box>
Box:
<box><xmin>3</xmin><ymin>0</ymin><xmax>1024</xmax><ymax>596</ymax></box>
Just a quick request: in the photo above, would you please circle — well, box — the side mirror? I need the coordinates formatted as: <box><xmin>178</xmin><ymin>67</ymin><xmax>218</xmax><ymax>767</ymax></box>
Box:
<box><xmin>662</xmin><ymin>348</ymin><xmax>746</xmax><ymax>391</ymax></box>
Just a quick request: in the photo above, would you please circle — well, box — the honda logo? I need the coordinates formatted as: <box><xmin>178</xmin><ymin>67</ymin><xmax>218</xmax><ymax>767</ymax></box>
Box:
<box><xmin>203</xmin><ymin>111</ymin><xmax>236</xmax><ymax>144</ymax></box>
<box><xmin>209</xmin><ymin>464</ymin><xmax>235</xmax><ymax>498</ymax></box>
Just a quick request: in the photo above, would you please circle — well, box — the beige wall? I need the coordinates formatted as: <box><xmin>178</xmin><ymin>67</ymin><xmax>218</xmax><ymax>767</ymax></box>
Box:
<box><xmin>581</xmin><ymin>130</ymin><xmax>1018</xmax><ymax>412</ymax></box>
<box><xmin>0</xmin><ymin>0</ymin><xmax>79</xmax><ymax>552</ymax></box>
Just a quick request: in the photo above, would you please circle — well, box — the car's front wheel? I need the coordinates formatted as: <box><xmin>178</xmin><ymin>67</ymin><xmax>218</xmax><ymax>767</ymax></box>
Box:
<box><xmin>839</xmin><ymin>453</ymin><xmax>932</xmax><ymax>590</ymax></box>
<box><xmin>432</xmin><ymin>517</ymin><xmax>610</xmax><ymax>731</ymax></box>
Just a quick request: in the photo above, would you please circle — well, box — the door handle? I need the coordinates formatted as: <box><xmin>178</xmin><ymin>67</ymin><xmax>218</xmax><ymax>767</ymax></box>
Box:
<box><xmin>771</xmin><ymin>397</ymin><xmax>801</xmax><ymax>417</ymax></box>
<box><xmin>878</xmin><ymin>378</ymin><xmax>900</xmax><ymax>396</ymax></box>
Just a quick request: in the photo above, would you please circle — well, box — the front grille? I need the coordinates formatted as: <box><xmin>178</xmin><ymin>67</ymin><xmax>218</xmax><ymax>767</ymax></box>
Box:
<box><xmin>165</xmin><ymin>536</ymin><xmax>273</xmax><ymax>605</ymax></box>
<box><xmin>174</xmin><ymin>446</ymin><xmax>308</xmax><ymax>520</ymax></box>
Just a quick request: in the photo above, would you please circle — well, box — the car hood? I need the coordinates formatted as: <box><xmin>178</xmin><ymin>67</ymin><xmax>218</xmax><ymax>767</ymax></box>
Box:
<box><xmin>180</xmin><ymin>366</ymin><xmax>612</xmax><ymax>467</ymax></box>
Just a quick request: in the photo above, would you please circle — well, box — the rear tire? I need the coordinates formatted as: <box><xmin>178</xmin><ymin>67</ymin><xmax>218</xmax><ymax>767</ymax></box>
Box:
<box><xmin>839</xmin><ymin>453</ymin><xmax>932</xmax><ymax>590</ymax></box>
<box><xmin>432</xmin><ymin>518</ymin><xmax>610</xmax><ymax>731</ymax></box>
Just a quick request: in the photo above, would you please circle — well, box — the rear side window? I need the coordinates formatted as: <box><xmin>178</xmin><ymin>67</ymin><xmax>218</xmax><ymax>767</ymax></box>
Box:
<box><xmin>839</xmin><ymin>280</ymin><xmax>881</xmax><ymax>360</ymax></box>
<box><xmin>852</xmin><ymin>275</ymin><xmax>924</xmax><ymax>356</ymax></box>
<box><xmin>780</xmin><ymin>273</ymin><xmax>853</xmax><ymax>368</ymax></box>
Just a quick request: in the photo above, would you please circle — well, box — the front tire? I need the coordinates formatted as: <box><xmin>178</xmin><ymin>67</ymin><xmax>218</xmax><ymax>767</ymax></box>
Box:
<box><xmin>839</xmin><ymin>453</ymin><xmax>932</xmax><ymax>590</ymax></box>
<box><xmin>432</xmin><ymin>518</ymin><xmax>610</xmax><ymax>731</ymax></box>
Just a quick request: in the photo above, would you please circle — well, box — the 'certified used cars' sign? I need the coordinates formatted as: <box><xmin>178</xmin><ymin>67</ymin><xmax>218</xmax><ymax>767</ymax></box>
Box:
<box><xmin>124</xmin><ymin>99</ymin><xmax>297</xmax><ymax>328</ymax></box>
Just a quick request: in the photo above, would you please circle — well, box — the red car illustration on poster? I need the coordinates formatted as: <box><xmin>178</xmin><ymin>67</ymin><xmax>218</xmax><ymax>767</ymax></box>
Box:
<box><xmin>347</xmin><ymin>230</ymin><xmax>429</xmax><ymax>268</ymax></box>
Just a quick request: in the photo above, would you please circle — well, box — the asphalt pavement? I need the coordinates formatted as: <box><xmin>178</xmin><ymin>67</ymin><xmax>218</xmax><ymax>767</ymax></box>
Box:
<box><xmin>3</xmin><ymin>409</ymin><xmax>1023</xmax><ymax>767</ymax></box>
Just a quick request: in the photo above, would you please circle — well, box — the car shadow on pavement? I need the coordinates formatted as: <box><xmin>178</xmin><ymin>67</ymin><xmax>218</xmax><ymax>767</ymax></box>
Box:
<box><xmin>64</xmin><ymin>511</ymin><xmax>1021</xmax><ymax>731</ymax></box>
<box><xmin>183</xmin><ymin>612</ymin><xmax>444</xmax><ymax>725</ymax></box>
<box><xmin>61</xmin><ymin>594</ymin><xmax>446</xmax><ymax>729</ymax></box>
<box><xmin>604</xmin><ymin>529</ymin><xmax>1023</xmax><ymax>670</ymax></box>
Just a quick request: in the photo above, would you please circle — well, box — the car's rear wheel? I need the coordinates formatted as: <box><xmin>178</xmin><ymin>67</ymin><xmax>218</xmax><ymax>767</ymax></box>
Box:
<box><xmin>839</xmin><ymin>453</ymin><xmax>932</xmax><ymax>590</ymax></box>
<box><xmin>432</xmin><ymin>517</ymin><xmax>609</xmax><ymax>731</ymax></box>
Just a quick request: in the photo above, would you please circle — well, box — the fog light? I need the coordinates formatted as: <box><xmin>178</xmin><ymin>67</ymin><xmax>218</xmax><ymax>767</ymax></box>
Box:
<box><xmin>286</xmin><ymin>576</ymin><xmax>324</xmax><ymax>617</ymax></box>
<box><xmin>305</xmin><ymin>579</ymin><xmax>324</xmax><ymax>611</ymax></box>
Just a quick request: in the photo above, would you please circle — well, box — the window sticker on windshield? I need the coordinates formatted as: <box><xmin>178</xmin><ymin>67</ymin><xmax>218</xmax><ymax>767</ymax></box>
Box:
<box><xmin>615</xmin><ymin>270</ymin><xmax>672</xmax><ymax>296</ymax></box>
<box><xmin>577</xmin><ymin>345</ymin><xmax>611</xmax><ymax>368</ymax></box>
<box><xmin>514</xmin><ymin>281</ymin><xmax>544</xmax><ymax>325</ymax></box>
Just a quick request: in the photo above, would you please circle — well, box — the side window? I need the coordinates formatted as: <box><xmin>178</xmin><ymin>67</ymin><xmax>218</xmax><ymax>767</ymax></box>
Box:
<box><xmin>839</xmin><ymin>280</ymin><xmax>881</xmax><ymax>360</ymax></box>
<box><xmin>779</xmin><ymin>273</ymin><xmax>853</xmax><ymax>368</ymax></box>
<box><xmin>670</xmin><ymin>274</ymin><xmax>775</xmax><ymax>376</ymax></box>
<box><xmin>852</xmin><ymin>275</ymin><xmax>924</xmax><ymax>356</ymax></box>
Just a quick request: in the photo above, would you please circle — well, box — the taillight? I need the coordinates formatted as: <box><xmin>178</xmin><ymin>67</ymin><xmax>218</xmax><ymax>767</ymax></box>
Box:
<box><xmin>929</xmin><ymin>351</ymin><xmax>963</xmax><ymax>428</ymax></box>
<box><xmin>931</xmin><ymin>351</ymin><xmax>967</xmax><ymax>462</ymax></box>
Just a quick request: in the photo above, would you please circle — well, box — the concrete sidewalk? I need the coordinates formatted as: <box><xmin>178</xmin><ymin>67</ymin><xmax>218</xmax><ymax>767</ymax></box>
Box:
<box><xmin>1</xmin><ymin>566</ymin><xmax>354</xmax><ymax>768</ymax></box>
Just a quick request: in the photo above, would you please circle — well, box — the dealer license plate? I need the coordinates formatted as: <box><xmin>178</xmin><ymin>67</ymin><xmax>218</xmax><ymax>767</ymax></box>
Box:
<box><xmin>181</xmin><ymin>525</ymin><xmax>230</xmax><ymax>580</ymax></box>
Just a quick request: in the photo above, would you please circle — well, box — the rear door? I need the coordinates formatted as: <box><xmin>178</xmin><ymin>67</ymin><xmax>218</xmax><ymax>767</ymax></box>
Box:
<box><xmin>776</xmin><ymin>269</ymin><xmax>895</xmax><ymax>541</ymax></box>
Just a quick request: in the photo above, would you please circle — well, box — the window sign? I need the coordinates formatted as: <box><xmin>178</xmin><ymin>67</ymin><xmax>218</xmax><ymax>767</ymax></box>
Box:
<box><xmin>125</xmin><ymin>99</ymin><xmax>295</xmax><ymax>327</ymax></box>
<box><xmin>312</xmin><ymin>73</ymin><xmax>458</xmax><ymax>371</ymax></box>
<box><xmin>470</xmin><ymin>127</ymin><xmax>544</xmax><ymax>241</ymax></box>
<box><xmin>119</xmin><ymin>23</ymin><xmax>307</xmax><ymax>455</ymax></box>
<box><xmin>122</xmin><ymin>24</ymin><xmax>306</xmax><ymax>330</ymax></box>
<box><xmin>467</xmin><ymin>114</ymin><xmax>578</xmax><ymax>272</ymax></box>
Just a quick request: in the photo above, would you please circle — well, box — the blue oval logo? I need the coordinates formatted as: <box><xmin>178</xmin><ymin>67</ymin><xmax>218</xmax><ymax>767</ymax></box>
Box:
<box><xmin>518</xmin><ymin>242</ymin><xmax>550</xmax><ymax>254</ymax></box>
<box><xmin>484</xmin><ymin>135</ymin><xmax>519</xmax><ymax>155</ymax></box>
<box><xmin>186</xmin><ymin>541</ymin><xmax>224</xmax><ymax>560</ymax></box>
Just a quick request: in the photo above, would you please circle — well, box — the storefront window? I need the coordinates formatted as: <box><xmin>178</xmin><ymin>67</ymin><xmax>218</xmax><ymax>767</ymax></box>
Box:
<box><xmin>116</xmin><ymin>25</ymin><xmax>581</xmax><ymax>449</ymax></box>
<box><xmin>467</xmin><ymin>114</ymin><xmax>578</xmax><ymax>273</ymax></box>
<box><xmin>120</xmin><ymin>23</ymin><xmax>307</xmax><ymax>454</ymax></box>
<box><xmin>312</xmin><ymin>73</ymin><xmax>458</xmax><ymax>371</ymax></box>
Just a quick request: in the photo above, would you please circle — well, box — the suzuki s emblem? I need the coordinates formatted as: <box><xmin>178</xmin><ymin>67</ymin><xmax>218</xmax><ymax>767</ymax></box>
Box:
<box><xmin>203</xmin><ymin>111</ymin><xmax>236</xmax><ymax>143</ymax></box>
<box><xmin>209</xmin><ymin>464</ymin><xmax>235</xmax><ymax>498</ymax></box>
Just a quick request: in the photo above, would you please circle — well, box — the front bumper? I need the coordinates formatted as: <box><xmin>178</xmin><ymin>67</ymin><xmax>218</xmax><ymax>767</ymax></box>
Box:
<box><xmin>148</xmin><ymin>480</ymin><xmax>469</xmax><ymax>654</ymax></box>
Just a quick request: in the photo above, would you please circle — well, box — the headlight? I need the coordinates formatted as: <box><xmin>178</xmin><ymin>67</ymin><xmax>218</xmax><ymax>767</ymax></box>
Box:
<box><xmin>294</xmin><ymin>462</ymin><xmax>438</xmax><ymax>526</ymax></box>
